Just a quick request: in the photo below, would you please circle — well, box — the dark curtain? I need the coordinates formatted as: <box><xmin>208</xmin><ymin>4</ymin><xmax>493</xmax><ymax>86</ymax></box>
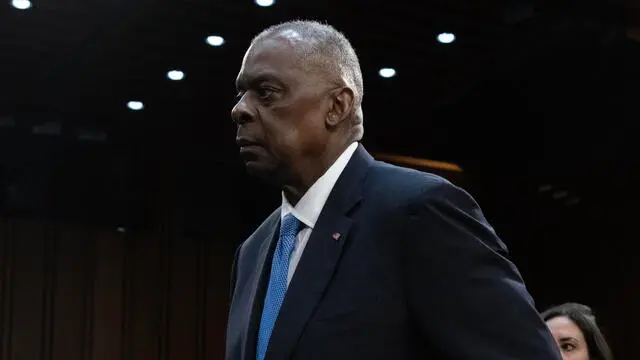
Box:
<box><xmin>0</xmin><ymin>216</ymin><xmax>234</xmax><ymax>360</ymax></box>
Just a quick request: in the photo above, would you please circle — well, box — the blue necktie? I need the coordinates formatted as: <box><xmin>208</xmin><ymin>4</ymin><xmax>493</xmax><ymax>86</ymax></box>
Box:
<box><xmin>256</xmin><ymin>213</ymin><xmax>303</xmax><ymax>360</ymax></box>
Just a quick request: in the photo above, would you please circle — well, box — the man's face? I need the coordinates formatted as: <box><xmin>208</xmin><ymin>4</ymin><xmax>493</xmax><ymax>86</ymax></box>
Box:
<box><xmin>232</xmin><ymin>35</ymin><xmax>332</xmax><ymax>183</ymax></box>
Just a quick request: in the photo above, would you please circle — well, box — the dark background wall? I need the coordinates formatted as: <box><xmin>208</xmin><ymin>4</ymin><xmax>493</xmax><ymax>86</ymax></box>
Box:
<box><xmin>0</xmin><ymin>0</ymin><xmax>637</xmax><ymax>358</ymax></box>
<box><xmin>0</xmin><ymin>217</ymin><xmax>235</xmax><ymax>360</ymax></box>
<box><xmin>0</xmin><ymin>164</ymin><xmax>637</xmax><ymax>360</ymax></box>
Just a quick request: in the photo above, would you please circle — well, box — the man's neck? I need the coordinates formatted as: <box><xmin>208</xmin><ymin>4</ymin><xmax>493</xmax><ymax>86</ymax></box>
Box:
<box><xmin>282</xmin><ymin>141</ymin><xmax>354</xmax><ymax>205</ymax></box>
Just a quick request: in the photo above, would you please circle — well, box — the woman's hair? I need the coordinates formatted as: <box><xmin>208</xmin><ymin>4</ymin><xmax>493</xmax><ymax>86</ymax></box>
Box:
<box><xmin>541</xmin><ymin>302</ymin><xmax>614</xmax><ymax>360</ymax></box>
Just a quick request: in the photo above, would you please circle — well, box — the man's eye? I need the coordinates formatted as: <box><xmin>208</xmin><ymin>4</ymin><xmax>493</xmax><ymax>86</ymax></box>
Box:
<box><xmin>257</xmin><ymin>86</ymin><xmax>277</xmax><ymax>99</ymax></box>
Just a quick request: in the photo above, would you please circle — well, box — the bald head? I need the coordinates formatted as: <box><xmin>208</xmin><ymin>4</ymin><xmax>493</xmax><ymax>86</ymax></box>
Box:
<box><xmin>251</xmin><ymin>20</ymin><xmax>364</xmax><ymax>131</ymax></box>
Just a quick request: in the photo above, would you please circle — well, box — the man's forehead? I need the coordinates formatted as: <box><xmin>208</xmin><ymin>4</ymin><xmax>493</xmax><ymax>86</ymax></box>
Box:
<box><xmin>237</xmin><ymin>35</ymin><xmax>307</xmax><ymax>82</ymax></box>
<box><xmin>242</xmin><ymin>39</ymin><xmax>287</xmax><ymax>68</ymax></box>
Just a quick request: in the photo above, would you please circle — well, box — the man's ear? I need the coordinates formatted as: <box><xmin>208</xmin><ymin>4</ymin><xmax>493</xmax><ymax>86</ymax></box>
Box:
<box><xmin>326</xmin><ymin>87</ymin><xmax>354</xmax><ymax>127</ymax></box>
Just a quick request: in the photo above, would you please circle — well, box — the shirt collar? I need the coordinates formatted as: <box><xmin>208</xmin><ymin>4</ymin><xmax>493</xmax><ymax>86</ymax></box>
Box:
<box><xmin>281</xmin><ymin>142</ymin><xmax>359</xmax><ymax>229</ymax></box>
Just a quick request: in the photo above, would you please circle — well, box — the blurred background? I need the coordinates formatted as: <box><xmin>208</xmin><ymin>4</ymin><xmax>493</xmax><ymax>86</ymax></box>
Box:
<box><xmin>0</xmin><ymin>0</ymin><xmax>637</xmax><ymax>359</ymax></box>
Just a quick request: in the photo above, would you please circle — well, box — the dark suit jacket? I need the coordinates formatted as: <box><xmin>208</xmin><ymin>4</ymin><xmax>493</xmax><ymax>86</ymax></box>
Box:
<box><xmin>226</xmin><ymin>145</ymin><xmax>561</xmax><ymax>360</ymax></box>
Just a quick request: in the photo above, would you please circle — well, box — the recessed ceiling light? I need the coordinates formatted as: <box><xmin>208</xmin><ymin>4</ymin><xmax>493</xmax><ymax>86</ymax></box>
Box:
<box><xmin>378</xmin><ymin>68</ymin><xmax>396</xmax><ymax>78</ymax></box>
<box><xmin>566</xmin><ymin>197</ymin><xmax>581</xmax><ymax>206</ymax></box>
<box><xmin>167</xmin><ymin>69</ymin><xmax>185</xmax><ymax>81</ymax></box>
<box><xmin>552</xmin><ymin>190</ymin><xmax>568</xmax><ymax>200</ymax></box>
<box><xmin>11</xmin><ymin>0</ymin><xmax>32</xmax><ymax>10</ymax></box>
<box><xmin>538</xmin><ymin>184</ymin><xmax>553</xmax><ymax>192</ymax></box>
<box><xmin>255</xmin><ymin>0</ymin><xmax>275</xmax><ymax>6</ymax></box>
<box><xmin>127</xmin><ymin>101</ymin><xmax>144</xmax><ymax>111</ymax></box>
<box><xmin>437</xmin><ymin>32</ymin><xmax>456</xmax><ymax>44</ymax></box>
<box><xmin>206</xmin><ymin>35</ymin><xmax>225</xmax><ymax>47</ymax></box>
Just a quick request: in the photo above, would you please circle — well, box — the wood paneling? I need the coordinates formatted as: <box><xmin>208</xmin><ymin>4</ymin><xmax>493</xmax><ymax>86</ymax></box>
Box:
<box><xmin>0</xmin><ymin>216</ymin><xmax>234</xmax><ymax>360</ymax></box>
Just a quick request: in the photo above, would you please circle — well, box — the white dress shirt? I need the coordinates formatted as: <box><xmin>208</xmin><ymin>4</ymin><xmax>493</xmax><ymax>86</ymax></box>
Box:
<box><xmin>280</xmin><ymin>142</ymin><xmax>359</xmax><ymax>286</ymax></box>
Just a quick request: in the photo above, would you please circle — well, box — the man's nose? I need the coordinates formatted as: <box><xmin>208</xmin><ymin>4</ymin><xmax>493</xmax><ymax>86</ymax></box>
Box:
<box><xmin>231</xmin><ymin>95</ymin><xmax>254</xmax><ymax>125</ymax></box>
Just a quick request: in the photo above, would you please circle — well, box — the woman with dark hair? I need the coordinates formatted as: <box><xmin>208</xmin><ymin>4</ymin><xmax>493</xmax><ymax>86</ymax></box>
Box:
<box><xmin>541</xmin><ymin>302</ymin><xmax>614</xmax><ymax>360</ymax></box>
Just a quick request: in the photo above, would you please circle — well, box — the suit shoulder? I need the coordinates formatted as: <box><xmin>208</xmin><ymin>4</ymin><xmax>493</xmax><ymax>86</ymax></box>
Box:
<box><xmin>366</xmin><ymin>160</ymin><xmax>456</xmax><ymax>202</ymax></box>
<box><xmin>237</xmin><ymin>207</ymin><xmax>280</xmax><ymax>256</ymax></box>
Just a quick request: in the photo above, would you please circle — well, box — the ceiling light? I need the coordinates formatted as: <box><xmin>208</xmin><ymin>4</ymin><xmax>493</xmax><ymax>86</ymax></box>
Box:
<box><xmin>206</xmin><ymin>35</ymin><xmax>225</xmax><ymax>47</ymax></box>
<box><xmin>127</xmin><ymin>101</ymin><xmax>144</xmax><ymax>111</ymax></box>
<box><xmin>32</xmin><ymin>122</ymin><xmax>61</xmax><ymax>136</ymax></box>
<box><xmin>552</xmin><ymin>190</ymin><xmax>568</xmax><ymax>200</ymax></box>
<box><xmin>378</xmin><ymin>68</ymin><xmax>396</xmax><ymax>78</ymax></box>
<box><xmin>255</xmin><ymin>0</ymin><xmax>275</xmax><ymax>6</ymax></box>
<box><xmin>566</xmin><ymin>197</ymin><xmax>581</xmax><ymax>206</ymax></box>
<box><xmin>11</xmin><ymin>0</ymin><xmax>32</xmax><ymax>9</ymax></box>
<box><xmin>538</xmin><ymin>184</ymin><xmax>553</xmax><ymax>192</ymax></box>
<box><xmin>437</xmin><ymin>32</ymin><xmax>456</xmax><ymax>44</ymax></box>
<box><xmin>167</xmin><ymin>69</ymin><xmax>185</xmax><ymax>81</ymax></box>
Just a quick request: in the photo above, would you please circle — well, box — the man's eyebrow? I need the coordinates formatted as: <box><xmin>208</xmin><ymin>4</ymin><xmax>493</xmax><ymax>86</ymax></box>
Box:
<box><xmin>236</xmin><ymin>72</ymin><xmax>283</xmax><ymax>90</ymax></box>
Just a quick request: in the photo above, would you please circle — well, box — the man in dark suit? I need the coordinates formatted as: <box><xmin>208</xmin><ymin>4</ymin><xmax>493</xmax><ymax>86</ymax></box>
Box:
<box><xmin>226</xmin><ymin>20</ymin><xmax>561</xmax><ymax>360</ymax></box>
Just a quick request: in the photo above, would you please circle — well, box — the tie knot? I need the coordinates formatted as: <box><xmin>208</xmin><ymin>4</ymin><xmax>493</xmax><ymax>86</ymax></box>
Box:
<box><xmin>280</xmin><ymin>213</ymin><xmax>303</xmax><ymax>240</ymax></box>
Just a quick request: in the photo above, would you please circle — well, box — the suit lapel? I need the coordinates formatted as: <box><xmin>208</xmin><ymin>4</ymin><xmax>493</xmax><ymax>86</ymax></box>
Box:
<box><xmin>266</xmin><ymin>145</ymin><xmax>374</xmax><ymax>359</ymax></box>
<box><xmin>242</xmin><ymin>210</ymin><xmax>281</xmax><ymax>360</ymax></box>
